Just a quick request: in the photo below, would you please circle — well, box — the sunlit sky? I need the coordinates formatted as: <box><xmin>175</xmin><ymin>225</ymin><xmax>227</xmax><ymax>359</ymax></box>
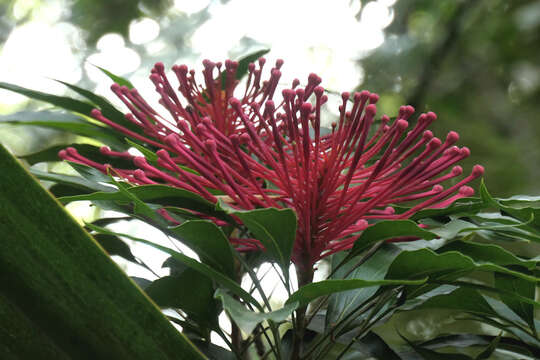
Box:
<box><xmin>0</xmin><ymin>0</ymin><xmax>397</xmax><ymax>341</ymax></box>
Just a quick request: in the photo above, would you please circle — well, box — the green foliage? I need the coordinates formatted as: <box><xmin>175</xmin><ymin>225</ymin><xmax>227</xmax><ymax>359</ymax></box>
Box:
<box><xmin>0</xmin><ymin>144</ymin><xmax>205</xmax><ymax>359</ymax></box>
<box><xmin>1</xmin><ymin>58</ymin><xmax>539</xmax><ymax>359</ymax></box>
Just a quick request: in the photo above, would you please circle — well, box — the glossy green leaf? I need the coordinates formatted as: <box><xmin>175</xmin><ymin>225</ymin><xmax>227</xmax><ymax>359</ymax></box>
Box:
<box><xmin>386</xmin><ymin>248</ymin><xmax>539</xmax><ymax>283</ymax></box>
<box><xmin>286</xmin><ymin>277</ymin><xmax>427</xmax><ymax>308</ymax></box>
<box><xmin>0</xmin><ymin>82</ymin><xmax>95</xmax><ymax>114</ymax></box>
<box><xmin>347</xmin><ymin>220</ymin><xmax>438</xmax><ymax>261</ymax></box>
<box><xmin>439</xmin><ymin>241</ymin><xmax>536</xmax><ymax>270</ymax></box>
<box><xmin>0</xmin><ymin>144</ymin><xmax>205</xmax><ymax>359</ymax></box>
<box><xmin>146</xmin><ymin>271</ymin><xmax>220</xmax><ymax>329</ymax></box>
<box><xmin>232</xmin><ymin>208</ymin><xmax>297</xmax><ymax>270</ymax></box>
<box><xmin>408</xmin><ymin>197</ymin><xmax>487</xmax><ymax>221</ymax></box>
<box><xmin>168</xmin><ymin>220</ymin><xmax>236</xmax><ymax>279</ymax></box>
<box><xmin>215</xmin><ymin>289</ymin><xmax>297</xmax><ymax>334</ymax></box>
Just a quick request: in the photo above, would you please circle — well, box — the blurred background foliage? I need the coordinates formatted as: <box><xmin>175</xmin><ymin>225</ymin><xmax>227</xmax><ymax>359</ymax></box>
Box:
<box><xmin>0</xmin><ymin>0</ymin><xmax>538</xmax><ymax>197</ymax></box>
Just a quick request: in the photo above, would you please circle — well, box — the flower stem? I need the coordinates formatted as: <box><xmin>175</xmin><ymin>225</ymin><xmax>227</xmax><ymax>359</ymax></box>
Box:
<box><xmin>291</xmin><ymin>260</ymin><xmax>314</xmax><ymax>359</ymax></box>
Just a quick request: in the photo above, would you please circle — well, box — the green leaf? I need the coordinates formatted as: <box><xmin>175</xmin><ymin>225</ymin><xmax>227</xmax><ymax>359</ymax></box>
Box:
<box><xmin>408</xmin><ymin>197</ymin><xmax>488</xmax><ymax>221</ymax></box>
<box><xmin>92</xmin><ymin>233</ymin><xmax>138</xmax><ymax>263</ymax></box>
<box><xmin>168</xmin><ymin>220</ymin><xmax>236</xmax><ymax>279</ymax></box>
<box><xmin>146</xmin><ymin>271</ymin><xmax>220</xmax><ymax>329</ymax></box>
<box><xmin>68</xmin><ymin>161</ymin><xmax>115</xmax><ymax>184</ymax></box>
<box><xmin>352</xmin><ymin>331</ymin><xmax>403</xmax><ymax>360</ymax></box>
<box><xmin>494</xmin><ymin>272</ymin><xmax>536</xmax><ymax>333</ymax></box>
<box><xmin>235</xmin><ymin>49</ymin><xmax>270</xmax><ymax>80</ymax></box>
<box><xmin>419</xmin><ymin>334</ymin><xmax>538</xmax><ymax>359</ymax></box>
<box><xmin>232</xmin><ymin>208</ymin><xmax>297</xmax><ymax>270</ymax></box>
<box><xmin>59</xmin><ymin>184</ymin><xmax>231</xmax><ymax>222</ymax></box>
<box><xmin>347</xmin><ymin>220</ymin><xmax>438</xmax><ymax>261</ymax></box>
<box><xmin>21</xmin><ymin>143</ymin><xmax>134</xmax><ymax>168</ymax></box>
<box><xmin>30</xmin><ymin>169</ymin><xmax>112</xmax><ymax>193</ymax></box>
<box><xmin>0</xmin><ymin>82</ymin><xmax>95</xmax><ymax>114</ymax></box>
<box><xmin>417</xmin><ymin>287</ymin><xmax>497</xmax><ymax>316</ymax></box>
<box><xmin>95</xmin><ymin>65</ymin><xmax>135</xmax><ymax>89</ymax></box>
<box><xmin>327</xmin><ymin>244</ymin><xmax>402</xmax><ymax>330</ymax></box>
<box><xmin>399</xmin><ymin>332</ymin><xmax>473</xmax><ymax>360</ymax></box>
<box><xmin>191</xmin><ymin>341</ymin><xmax>236</xmax><ymax>360</ymax></box>
<box><xmin>125</xmin><ymin>138</ymin><xmax>159</xmax><ymax>162</ymax></box>
<box><xmin>0</xmin><ymin>111</ymin><xmax>126</xmax><ymax>149</ymax></box>
<box><xmin>0</xmin><ymin>144</ymin><xmax>205</xmax><ymax>359</ymax></box>
<box><xmin>56</xmin><ymin>79</ymin><xmax>145</xmax><ymax>137</ymax></box>
<box><xmin>214</xmin><ymin>289</ymin><xmax>297</xmax><ymax>334</ymax></box>
<box><xmin>475</xmin><ymin>333</ymin><xmax>501</xmax><ymax>360</ymax></box>
<box><xmin>86</xmin><ymin>224</ymin><xmax>262</xmax><ymax>310</ymax></box>
<box><xmin>439</xmin><ymin>241</ymin><xmax>536</xmax><ymax>270</ymax></box>
<box><xmin>286</xmin><ymin>278</ymin><xmax>427</xmax><ymax>308</ymax></box>
<box><xmin>49</xmin><ymin>183</ymin><xmax>95</xmax><ymax>197</ymax></box>
<box><xmin>386</xmin><ymin>248</ymin><xmax>539</xmax><ymax>283</ymax></box>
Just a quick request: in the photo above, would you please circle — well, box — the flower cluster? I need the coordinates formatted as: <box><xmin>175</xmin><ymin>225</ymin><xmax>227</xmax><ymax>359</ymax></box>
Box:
<box><xmin>60</xmin><ymin>58</ymin><xmax>484</xmax><ymax>269</ymax></box>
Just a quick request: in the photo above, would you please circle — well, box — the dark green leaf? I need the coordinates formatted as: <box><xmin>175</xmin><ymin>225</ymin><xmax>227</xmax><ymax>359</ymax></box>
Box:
<box><xmin>48</xmin><ymin>183</ymin><xmax>94</xmax><ymax>197</ymax></box>
<box><xmin>352</xmin><ymin>331</ymin><xmax>403</xmax><ymax>360</ymax></box>
<box><xmin>347</xmin><ymin>220</ymin><xmax>437</xmax><ymax>261</ymax></box>
<box><xmin>286</xmin><ymin>278</ymin><xmax>427</xmax><ymax>308</ymax></box>
<box><xmin>400</xmin><ymin>332</ymin><xmax>473</xmax><ymax>360</ymax></box>
<box><xmin>494</xmin><ymin>272</ymin><xmax>536</xmax><ymax>333</ymax></box>
<box><xmin>168</xmin><ymin>220</ymin><xmax>236</xmax><ymax>279</ymax></box>
<box><xmin>0</xmin><ymin>82</ymin><xmax>95</xmax><ymax>114</ymax></box>
<box><xmin>21</xmin><ymin>143</ymin><xmax>134</xmax><ymax>168</ymax></box>
<box><xmin>232</xmin><ymin>208</ymin><xmax>297</xmax><ymax>270</ymax></box>
<box><xmin>30</xmin><ymin>169</ymin><xmax>112</xmax><ymax>193</ymax></box>
<box><xmin>0</xmin><ymin>144</ymin><xmax>205</xmax><ymax>359</ymax></box>
<box><xmin>215</xmin><ymin>289</ymin><xmax>297</xmax><ymax>334</ymax></box>
<box><xmin>92</xmin><ymin>233</ymin><xmax>138</xmax><ymax>263</ymax></box>
<box><xmin>56</xmin><ymin>79</ymin><xmax>145</xmax><ymax>137</ymax></box>
<box><xmin>438</xmin><ymin>241</ymin><xmax>536</xmax><ymax>270</ymax></box>
<box><xmin>146</xmin><ymin>271</ymin><xmax>220</xmax><ymax>328</ymax></box>
<box><xmin>475</xmin><ymin>333</ymin><xmax>501</xmax><ymax>360</ymax></box>
<box><xmin>0</xmin><ymin>110</ymin><xmax>126</xmax><ymax>149</ymax></box>
<box><xmin>192</xmin><ymin>341</ymin><xmax>236</xmax><ymax>360</ymax></box>
<box><xmin>130</xmin><ymin>277</ymin><xmax>153</xmax><ymax>290</ymax></box>
<box><xmin>386</xmin><ymin>248</ymin><xmax>538</xmax><ymax>283</ymax></box>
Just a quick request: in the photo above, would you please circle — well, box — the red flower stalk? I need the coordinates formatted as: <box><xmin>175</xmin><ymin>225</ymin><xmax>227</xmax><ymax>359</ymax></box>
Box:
<box><xmin>60</xmin><ymin>59</ymin><xmax>484</xmax><ymax>271</ymax></box>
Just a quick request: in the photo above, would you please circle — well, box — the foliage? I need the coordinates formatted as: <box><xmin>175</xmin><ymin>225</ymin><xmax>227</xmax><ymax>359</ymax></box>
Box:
<box><xmin>359</xmin><ymin>0</ymin><xmax>540</xmax><ymax>196</ymax></box>
<box><xmin>0</xmin><ymin>53</ymin><xmax>538</xmax><ymax>360</ymax></box>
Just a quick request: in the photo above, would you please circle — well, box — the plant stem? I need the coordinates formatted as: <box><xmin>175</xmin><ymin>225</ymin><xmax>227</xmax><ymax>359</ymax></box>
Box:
<box><xmin>291</xmin><ymin>260</ymin><xmax>314</xmax><ymax>359</ymax></box>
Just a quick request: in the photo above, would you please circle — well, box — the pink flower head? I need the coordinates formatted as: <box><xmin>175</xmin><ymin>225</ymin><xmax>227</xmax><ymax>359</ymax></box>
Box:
<box><xmin>60</xmin><ymin>59</ymin><xmax>484</xmax><ymax>270</ymax></box>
